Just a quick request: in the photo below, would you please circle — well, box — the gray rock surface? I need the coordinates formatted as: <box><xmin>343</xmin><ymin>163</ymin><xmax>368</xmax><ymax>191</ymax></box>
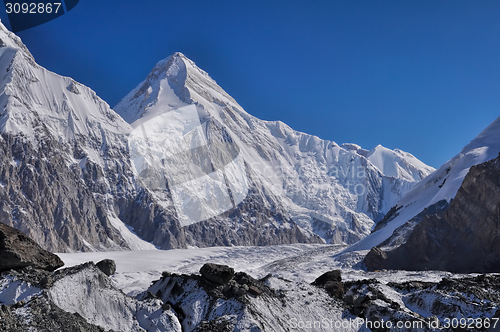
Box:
<box><xmin>0</xmin><ymin>222</ymin><xmax>64</xmax><ymax>272</ymax></box>
<box><xmin>364</xmin><ymin>247</ymin><xmax>389</xmax><ymax>272</ymax></box>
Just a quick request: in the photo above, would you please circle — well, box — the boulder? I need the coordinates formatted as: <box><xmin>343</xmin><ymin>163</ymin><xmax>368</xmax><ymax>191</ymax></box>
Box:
<box><xmin>311</xmin><ymin>270</ymin><xmax>341</xmax><ymax>286</ymax></box>
<box><xmin>311</xmin><ymin>270</ymin><xmax>344</xmax><ymax>299</ymax></box>
<box><xmin>96</xmin><ymin>259</ymin><xmax>116</xmax><ymax>276</ymax></box>
<box><xmin>323</xmin><ymin>281</ymin><xmax>344</xmax><ymax>299</ymax></box>
<box><xmin>0</xmin><ymin>222</ymin><xmax>64</xmax><ymax>272</ymax></box>
<box><xmin>200</xmin><ymin>263</ymin><xmax>234</xmax><ymax>285</ymax></box>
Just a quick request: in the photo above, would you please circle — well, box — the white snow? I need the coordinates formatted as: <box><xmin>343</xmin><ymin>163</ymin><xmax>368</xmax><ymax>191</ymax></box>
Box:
<box><xmin>108</xmin><ymin>215</ymin><xmax>157</xmax><ymax>251</ymax></box>
<box><xmin>57</xmin><ymin>244</ymin><xmax>464</xmax><ymax>298</ymax></box>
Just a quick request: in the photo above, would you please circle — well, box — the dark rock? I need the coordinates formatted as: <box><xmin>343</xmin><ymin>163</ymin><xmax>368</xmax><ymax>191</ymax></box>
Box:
<box><xmin>233</xmin><ymin>285</ymin><xmax>247</xmax><ymax>297</ymax></box>
<box><xmin>311</xmin><ymin>270</ymin><xmax>342</xmax><ymax>286</ymax></box>
<box><xmin>364</xmin><ymin>247</ymin><xmax>388</xmax><ymax>272</ymax></box>
<box><xmin>95</xmin><ymin>259</ymin><xmax>116</xmax><ymax>276</ymax></box>
<box><xmin>199</xmin><ymin>263</ymin><xmax>234</xmax><ymax>285</ymax></box>
<box><xmin>0</xmin><ymin>296</ymin><xmax>106</xmax><ymax>332</ymax></box>
<box><xmin>194</xmin><ymin>317</ymin><xmax>234</xmax><ymax>332</ymax></box>
<box><xmin>311</xmin><ymin>270</ymin><xmax>344</xmax><ymax>299</ymax></box>
<box><xmin>0</xmin><ymin>222</ymin><xmax>64</xmax><ymax>272</ymax></box>
<box><xmin>146</xmin><ymin>291</ymin><xmax>158</xmax><ymax>299</ymax></box>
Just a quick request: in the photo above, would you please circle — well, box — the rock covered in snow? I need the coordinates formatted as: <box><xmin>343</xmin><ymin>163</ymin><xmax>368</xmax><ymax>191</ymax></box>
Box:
<box><xmin>114</xmin><ymin>51</ymin><xmax>434</xmax><ymax>246</ymax></box>
<box><xmin>351</xmin><ymin>115</ymin><xmax>500</xmax><ymax>253</ymax></box>
<box><xmin>0</xmin><ymin>21</ymin><xmax>433</xmax><ymax>252</ymax></box>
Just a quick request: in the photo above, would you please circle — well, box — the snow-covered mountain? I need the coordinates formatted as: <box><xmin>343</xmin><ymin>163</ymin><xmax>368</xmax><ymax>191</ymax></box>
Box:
<box><xmin>0</xmin><ymin>21</ymin><xmax>433</xmax><ymax>252</ymax></box>
<box><xmin>349</xmin><ymin>115</ymin><xmax>500</xmax><ymax>252</ymax></box>
<box><xmin>115</xmin><ymin>52</ymin><xmax>434</xmax><ymax>245</ymax></box>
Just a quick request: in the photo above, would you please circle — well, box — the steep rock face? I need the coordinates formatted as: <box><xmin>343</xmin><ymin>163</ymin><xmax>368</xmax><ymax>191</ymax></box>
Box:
<box><xmin>115</xmin><ymin>52</ymin><xmax>434</xmax><ymax>245</ymax></box>
<box><xmin>0</xmin><ymin>222</ymin><xmax>64</xmax><ymax>272</ymax></box>
<box><xmin>365</xmin><ymin>153</ymin><xmax>500</xmax><ymax>273</ymax></box>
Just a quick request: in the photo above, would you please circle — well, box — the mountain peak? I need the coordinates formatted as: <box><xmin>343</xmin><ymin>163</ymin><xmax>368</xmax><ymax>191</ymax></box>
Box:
<box><xmin>0</xmin><ymin>20</ymin><xmax>36</xmax><ymax>65</ymax></box>
<box><xmin>114</xmin><ymin>52</ymin><xmax>238</xmax><ymax>124</ymax></box>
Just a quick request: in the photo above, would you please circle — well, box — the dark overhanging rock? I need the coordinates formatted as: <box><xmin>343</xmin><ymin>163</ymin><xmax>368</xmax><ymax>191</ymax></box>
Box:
<box><xmin>96</xmin><ymin>259</ymin><xmax>116</xmax><ymax>276</ymax></box>
<box><xmin>0</xmin><ymin>222</ymin><xmax>64</xmax><ymax>272</ymax></box>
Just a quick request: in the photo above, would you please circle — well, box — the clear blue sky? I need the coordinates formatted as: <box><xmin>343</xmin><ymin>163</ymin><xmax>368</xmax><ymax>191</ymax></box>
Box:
<box><xmin>1</xmin><ymin>0</ymin><xmax>499</xmax><ymax>168</ymax></box>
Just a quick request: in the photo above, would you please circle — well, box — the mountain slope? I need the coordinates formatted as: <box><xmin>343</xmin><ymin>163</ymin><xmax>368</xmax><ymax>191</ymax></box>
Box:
<box><xmin>349</xmin><ymin>115</ymin><xmax>500</xmax><ymax>252</ymax></box>
<box><xmin>115</xmin><ymin>52</ymin><xmax>434</xmax><ymax>245</ymax></box>
<box><xmin>0</xmin><ymin>23</ymin><xmax>158</xmax><ymax>252</ymax></box>
<box><xmin>366</xmin><ymin>151</ymin><xmax>500</xmax><ymax>273</ymax></box>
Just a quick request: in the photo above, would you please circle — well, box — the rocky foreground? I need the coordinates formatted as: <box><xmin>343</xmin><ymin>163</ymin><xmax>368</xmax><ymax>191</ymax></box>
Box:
<box><xmin>0</xmin><ymin>222</ymin><xmax>498</xmax><ymax>331</ymax></box>
<box><xmin>1</xmin><ymin>261</ymin><xmax>500</xmax><ymax>331</ymax></box>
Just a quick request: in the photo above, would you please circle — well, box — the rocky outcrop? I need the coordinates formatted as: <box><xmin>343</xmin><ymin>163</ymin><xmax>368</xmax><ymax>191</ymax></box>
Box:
<box><xmin>96</xmin><ymin>259</ymin><xmax>116</xmax><ymax>276</ymax></box>
<box><xmin>365</xmin><ymin>153</ymin><xmax>500</xmax><ymax>273</ymax></box>
<box><xmin>0</xmin><ymin>263</ymin><xmax>180</xmax><ymax>332</ymax></box>
<box><xmin>0</xmin><ymin>296</ymin><xmax>108</xmax><ymax>332</ymax></box>
<box><xmin>364</xmin><ymin>247</ymin><xmax>388</xmax><ymax>272</ymax></box>
<box><xmin>344</xmin><ymin>274</ymin><xmax>500</xmax><ymax>330</ymax></box>
<box><xmin>0</xmin><ymin>222</ymin><xmax>64</xmax><ymax>272</ymax></box>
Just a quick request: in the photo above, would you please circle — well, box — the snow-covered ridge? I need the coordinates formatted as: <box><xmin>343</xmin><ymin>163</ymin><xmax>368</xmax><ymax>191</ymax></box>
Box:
<box><xmin>0</xmin><ymin>21</ymin><xmax>145</xmax><ymax>252</ymax></box>
<box><xmin>0</xmin><ymin>23</ymin><xmax>131</xmax><ymax>143</ymax></box>
<box><xmin>349</xmin><ymin>115</ymin><xmax>500</xmax><ymax>251</ymax></box>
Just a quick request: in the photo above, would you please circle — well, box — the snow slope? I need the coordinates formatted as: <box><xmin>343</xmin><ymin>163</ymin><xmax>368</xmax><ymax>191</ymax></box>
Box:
<box><xmin>348</xmin><ymin>115</ymin><xmax>500</xmax><ymax>251</ymax></box>
<box><xmin>115</xmin><ymin>52</ymin><xmax>434</xmax><ymax>244</ymax></box>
